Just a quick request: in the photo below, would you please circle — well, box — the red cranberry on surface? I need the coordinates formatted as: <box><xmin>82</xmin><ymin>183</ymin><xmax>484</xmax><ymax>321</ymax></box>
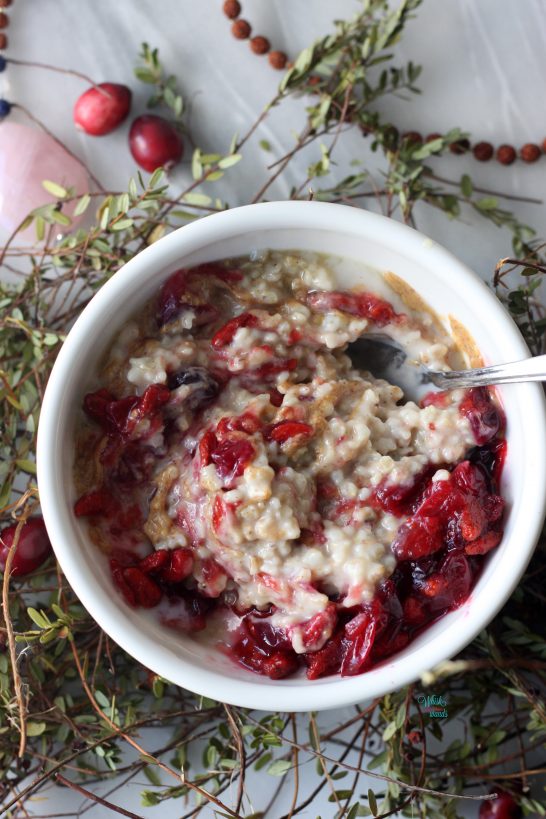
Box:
<box><xmin>73</xmin><ymin>83</ymin><xmax>132</xmax><ymax>136</ymax></box>
<box><xmin>478</xmin><ymin>790</ymin><xmax>522</xmax><ymax>819</ymax></box>
<box><xmin>0</xmin><ymin>517</ymin><xmax>52</xmax><ymax>576</ymax></box>
<box><xmin>129</xmin><ymin>115</ymin><xmax>183</xmax><ymax>172</ymax></box>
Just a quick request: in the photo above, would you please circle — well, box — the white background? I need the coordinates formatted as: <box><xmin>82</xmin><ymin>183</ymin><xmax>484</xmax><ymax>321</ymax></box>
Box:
<box><xmin>3</xmin><ymin>0</ymin><xmax>546</xmax><ymax>816</ymax></box>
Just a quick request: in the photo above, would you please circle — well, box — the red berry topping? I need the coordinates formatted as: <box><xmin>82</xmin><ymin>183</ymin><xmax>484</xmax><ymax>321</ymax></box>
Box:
<box><xmin>298</xmin><ymin>603</ymin><xmax>337</xmax><ymax>651</ymax></box>
<box><xmin>129</xmin><ymin>114</ymin><xmax>183</xmax><ymax>173</ymax></box>
<box><xmin>138</xmin><ymin>549</ymin><xmax>170</xmax><ymax>574</ymax></box>
<box><xmin>307</xmin><ymin>290</ymin><xmax>404</xmax><ymax>326</ymax></box>
<box><xmin>211</xmin><ymin>312</ymin><xmax>258</xmax><ymax>348</ymax></box>
<box><xmin>211</xmin><ymin>439</ymin><xmax>255</xmax><ymax>485</ymax></box>
<box><xmin>459</xmin><ymin>387</ymin><xmax>503</xmax><ymax>445</ymax></box>
<box><xmin>341</xmin><ymin>610</ymin><xmax>377</xmax><ymax>676</ymax></box>
<box><xmin>161</xmin><ymin>548</ymin><xmax>194</xmax><ymax>583</ymax></box>
<box><xmin>479</xmin><ymin>790</ymin><xmax>522</xmax><ymax>819</ymax></box>
<box><xmin>0</xmin><ymin>517</ymin><xmax>52</xmax><ymax>576</ymax></box>
<box><xmin>73</xmin><ymin>83</ymin><xmax>132</xmax><ymax>136</ymax></box>
<box><xmin>123</xmin><ymin>567</ymin><xmax>162</xmax><ymax>608</ymax></box>
<box><xmin>263</xmin><ymin>420</ymin><xmax>314</xmax><ymax>443</ymax></box>
<box><xmin>74</xmin><ymin>489</ymin><xmax>118</xmax><ymax>517</ymax></box>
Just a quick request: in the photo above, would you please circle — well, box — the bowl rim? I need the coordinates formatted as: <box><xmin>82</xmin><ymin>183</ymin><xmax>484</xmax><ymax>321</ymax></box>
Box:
<box><xmin>37</xmin><ymin>200</ymin><xmax>546</xmax><ymax>711</ymax></box>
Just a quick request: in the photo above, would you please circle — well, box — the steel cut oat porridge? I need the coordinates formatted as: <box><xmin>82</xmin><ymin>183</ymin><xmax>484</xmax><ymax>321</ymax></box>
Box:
<box><xmin>73</xmin><ymin>251</ymin><xmax>506</xmax><ymax>679</ymax></box>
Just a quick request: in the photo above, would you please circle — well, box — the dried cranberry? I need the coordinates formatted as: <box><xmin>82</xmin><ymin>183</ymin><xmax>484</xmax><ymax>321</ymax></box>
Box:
<box><xmin>211</xmin><ymin>312</ymin><xmax>258</xmax><ymax>348</ymax></box>
<box><xmin>211</xmin><ymin>439</ymin><xmax>255</xmax><ymax>485</ymax></box>
<box><xmin>123</xmin><ymin>567</ymin><xmax>162</xmax><ymax>608</ymax></box>
<box><xmin>307</xmin><ymin>290</ymin><xmax>404</xmax><ymax>327</ymax></box>
<box><xmin>199</xmin><ymin>428</ymin><xmax>218</xmax><ymax>465</ymax></box>
<box><xmin>0</xmin><ymin>517</ymin><xmax>52</xmax><ymax>577</ymax></box>
<box><xmin>460</xmin><ymin>387</ymin><xmax>503</xmax><ymax>445</ymax></box>
<box><xmin>216</xmin><ymin>413</ymin><xmax>261</xmax><ymax>437</ymax></box>
<box><xmin>479</xmin><ymin>790</ymin><xmax>522</xmax><ymax>819</ymax></box>
<box><xmin>262</xmin><ymin>651</ymin><xmax>300</xmax><ymax>679</ymax></box>
<box><xmin>263</xmin><ymin>421</ymin><xmax>314</xmax><ymax>443</ymax></box>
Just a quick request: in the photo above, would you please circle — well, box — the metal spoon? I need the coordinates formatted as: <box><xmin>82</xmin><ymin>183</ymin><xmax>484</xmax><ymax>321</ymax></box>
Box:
<box><xmin>347</xmin><ymin>335</ymin><xmax>546</xmax><ymax>399</ymax></box>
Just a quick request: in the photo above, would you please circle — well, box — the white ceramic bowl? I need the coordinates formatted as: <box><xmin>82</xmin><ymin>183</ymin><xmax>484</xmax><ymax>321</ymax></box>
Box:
<box><xmin>37</xmin><ymin>201</ymin><xmax>546</xmax><ymax>711</ymax></box>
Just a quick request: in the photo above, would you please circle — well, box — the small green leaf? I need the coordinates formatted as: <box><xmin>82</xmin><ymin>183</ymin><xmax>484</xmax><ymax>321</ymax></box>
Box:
<box><xmin>218</xmin><ymin>153</ymin><xmax>242</xmax><ymax>169</ymax></box>
<box><xmin>475</xmin><ymin>196</ymin><xmax>498</xmax><ymax>211</ymax></box>
<box><xmin>110</xmin><ymin>218</ymin><xmax>134</xmax><ymax>231</ymax></box>
<box><xmin>73</xmin><ymin>194</ymin><xmax>91</xmax><ymax>216</ymax></box>
<box><xmin>15</xmin><ymin>459</ymin><xmax>37</xmax><ymax>475</ymax></box>
<box><xmin>460</xmin><ymin>174</ymin><xmax>473</xmax><ymax>198</ymax></box>
<box><xmin>42</xmin><ymin>180</ymin><xmax>68</xmax><ymax>199</ymax></box>
<box><xmin>368</xmin><ymin>789</ymin><xmax>378</xmax><ymax>816</ymax></box>
<box><xmin>183</xmin><ymin>192</ymin><xmax>212</xmax><ymax>206</ymax></box>
<box><xmin>382</xmin><ymin>720</ymin><xmax>397</xmax><ymax>741</ymax></box>
<box><xmin>259</xmin><ymin>139</ymin><xmax>272</xmax><ymax>152</ymax></box>
<box><xmin>27</xmin><ymin>608</ymin><xmax>50</xmax><ymax>629</ymax></box>
<box><xmin>26</xmin><ymin>721</ymin><xmax>47</xmax><ymax>737</ymax></box>
<box><xmin>267</xmin><ymin>758</ymin><xmax>292</xmax><ymax>776</ymax></box>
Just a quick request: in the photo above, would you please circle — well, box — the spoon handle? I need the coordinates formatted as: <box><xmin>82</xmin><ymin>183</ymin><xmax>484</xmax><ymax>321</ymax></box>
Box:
<box><xmin>430</xmin><ymin>354</ymin><xmax>546</xmax><ymax>389</ymax></box>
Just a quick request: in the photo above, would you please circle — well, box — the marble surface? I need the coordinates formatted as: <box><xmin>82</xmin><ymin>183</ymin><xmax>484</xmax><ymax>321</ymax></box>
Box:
<box><xmin>3</xmin><ymin>0</ymin><xmax>546</xmax><ymax>816</ymax></box>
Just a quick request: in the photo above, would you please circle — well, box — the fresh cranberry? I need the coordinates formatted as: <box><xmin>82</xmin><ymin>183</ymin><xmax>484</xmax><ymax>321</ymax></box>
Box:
<box><xmin>307</xmin><ymin>290</ymin><xmax>404</xmax><ymax>326</ymax></box>
<box><xmin>74</xmin><ymin>83</ymin><xmax>132</xmax><ymax>136</ymax></box>
<box><xmin>211</xmin><ymin>439</ymin><xmax>255</xmax><ymax>486</ymax></box>
<box><xmin>0</xmin><ymin>518</ymin><xmax>52</xmax><ymax>576</ymax></box>
<box><xmin>211</xmin><ymin>313</ymin><xmax>258</xmax><ymax>349</ymax></box>
<box><xmin>129</xmin><ymin>114</ymin><xmax>183</xmax><ymax>172</ymax></box>
<box><xmin>460</xmin><ymin>387</ymin><xmax>503</xmax><ymax>445</ymax></box>
<box><xmin>478</xmin><ymin>790</ymin><xmax>522</xmax><ymax>819</ymax></box>
<box><xmin>263</xmin><ymin>420</ymin><xmax>314</xmax><ymax>443</ymax></box>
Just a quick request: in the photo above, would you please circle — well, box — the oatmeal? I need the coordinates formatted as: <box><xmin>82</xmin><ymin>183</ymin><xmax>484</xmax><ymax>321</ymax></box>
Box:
<box><xmin>73</xmin><ymin>251</ymin><xmax>506</xmax><ymax>680</ymax></box>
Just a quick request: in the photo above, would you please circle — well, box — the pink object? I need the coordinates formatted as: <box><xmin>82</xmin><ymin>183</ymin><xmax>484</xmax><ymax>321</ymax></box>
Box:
<box><xmin>0</xmin><ymin>121</ymin><xmax>89</xmax><ymax>237</ymax></box>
